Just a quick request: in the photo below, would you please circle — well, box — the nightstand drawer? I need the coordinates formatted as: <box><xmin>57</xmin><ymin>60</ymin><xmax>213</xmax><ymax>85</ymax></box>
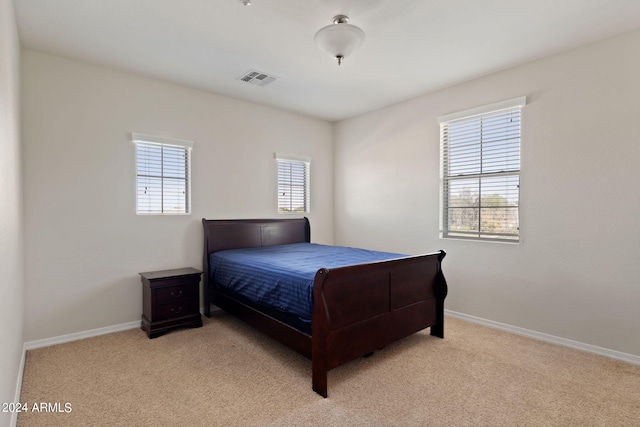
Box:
<box><xmin>156</xmin><ymin>283</ymin><xmax>198</xmax><ymax>304</ymax></box>
<box><xmin>155</xmin><ymin>299</ymin><xmax>199</xmax><ymax>321</ymax></box>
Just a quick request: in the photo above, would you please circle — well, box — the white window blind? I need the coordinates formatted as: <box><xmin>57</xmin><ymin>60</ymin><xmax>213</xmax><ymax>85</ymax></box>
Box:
<box><xmin>132</xmin><ymin>133</ymin><xmax>192</xmax><ymax>215</ymax></box>
<box><xmin>439</xmin><ymin>97</ymin><xmax>525</xmax><ymax>242</ymax></box>
<box><xmin>275</xmin><ymin>153</ymin><xmax>310</xmax><ymax>214</ymax></box>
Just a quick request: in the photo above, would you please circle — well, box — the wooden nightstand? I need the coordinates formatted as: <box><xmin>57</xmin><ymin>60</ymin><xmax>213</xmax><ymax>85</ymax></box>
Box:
<box><xmin>139</xmin><ymin>267</ymin><xmax>203</xmax><ymax>338</ymax></box>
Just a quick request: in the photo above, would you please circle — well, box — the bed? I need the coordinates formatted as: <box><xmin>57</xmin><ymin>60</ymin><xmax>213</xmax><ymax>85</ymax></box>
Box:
<box><xmin>202</xmin><ymin>217</ymin><xmax>447</xmax><ymax>397</ymax></box>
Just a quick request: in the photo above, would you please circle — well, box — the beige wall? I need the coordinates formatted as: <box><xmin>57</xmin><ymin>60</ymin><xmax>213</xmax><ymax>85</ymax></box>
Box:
<box><xmin>18</xmin><ymin>23</ymin><xmax>640</xmax><ymax>362</ymax></box>
<box><xmin>334</xmin><ymin>30</ymin><xmax>640</xmax><ymax>357</ymax></box>
<box><xmin>22</xmin><ymin>50</ymin><xmax>334</xmax><ymax>341</ymax></box>
<box><xmin>0</xmin><ymin>0</ymin><xmax>24</xmax><ymax>422</ymax></box>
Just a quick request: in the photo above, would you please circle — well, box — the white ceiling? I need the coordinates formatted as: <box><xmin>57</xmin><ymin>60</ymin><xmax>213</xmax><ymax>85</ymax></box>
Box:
<box><xmin>14</xmin><ymin>0</ymin><xmax>640</xmax><ymax>121</ymax></box>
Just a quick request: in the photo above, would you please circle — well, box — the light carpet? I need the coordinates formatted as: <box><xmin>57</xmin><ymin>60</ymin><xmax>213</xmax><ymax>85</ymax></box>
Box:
<box><xmin>18</xmin><ymin>313</ymin><xmax>640</xmax><ymax>426</ymax></box>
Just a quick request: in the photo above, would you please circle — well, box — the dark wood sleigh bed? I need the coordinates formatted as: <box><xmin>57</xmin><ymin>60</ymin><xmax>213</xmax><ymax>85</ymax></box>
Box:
<box><xmin>202</xmin><ymin>217</ymin><xmax>447</xmax><ymax>397</ymax></box>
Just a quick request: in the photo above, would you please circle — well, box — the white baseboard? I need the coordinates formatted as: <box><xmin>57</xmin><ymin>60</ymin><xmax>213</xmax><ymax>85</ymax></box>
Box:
<box><xmin>10</xmin><ymin>347</ymin><xmax>26</xmax><ymax>427</ymax></box>
<box><xmin>445</xmin><ymin>309</ymin><xmax>640</xmax><ymax>366</ymax></box>
<box><xmin>23</xmin><ymin>321</ymin><xmax>140</xmax><ymax>351</ymax></box>
<box><xmin>23</xmin><ymin>311</ymin><xmax>222</xmax><ymax>351</ymax></box>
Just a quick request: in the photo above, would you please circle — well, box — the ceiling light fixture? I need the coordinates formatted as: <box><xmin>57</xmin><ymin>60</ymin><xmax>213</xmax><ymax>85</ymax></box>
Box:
<box><xmin>239</xmin><ymin>0</ymin><xmax>251</xmax><ymax>5</ymax></box>
<box><xmin>314</xmin><ymin>15</ymin><xmax>365</xmax><ymax>66</ymax></box>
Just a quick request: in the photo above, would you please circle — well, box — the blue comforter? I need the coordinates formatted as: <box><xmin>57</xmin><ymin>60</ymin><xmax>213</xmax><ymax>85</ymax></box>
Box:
<box><xmin>210</xmin><ymin>243</ymin><xmax>404</xmax><ymax>322</ymax></box>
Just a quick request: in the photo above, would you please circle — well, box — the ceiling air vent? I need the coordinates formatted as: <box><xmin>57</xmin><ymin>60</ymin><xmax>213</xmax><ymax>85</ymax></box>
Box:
<box><xmin>238</xmin><ymin>70</ymin><xmax>277</xmax><ymax>87</ymax></box>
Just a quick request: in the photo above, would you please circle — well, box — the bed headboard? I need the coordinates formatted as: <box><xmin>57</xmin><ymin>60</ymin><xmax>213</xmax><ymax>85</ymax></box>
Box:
<box><xmin>202</xmin><ymin>217</ymin><xmax>311</xmax><ymax>256</ymax></box>
<box><xmin>201</xmin><ymin>218</ymin><xmax>311</xmax><ymax>296</ymax></box>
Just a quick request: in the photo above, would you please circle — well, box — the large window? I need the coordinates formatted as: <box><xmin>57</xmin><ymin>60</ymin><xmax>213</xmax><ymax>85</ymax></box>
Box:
<box><xmin>132</xmin><ymin>133</ymin><xmax>192</xmax><ymax>215</ymax></box>
<box><xmin>276</xmin><ymin>153</ymin><xmax>310</xmax><ymax>214</ymax></box>
<box><xmin>439</xmin><ymin>97</ymin><xmax>525</xmax><ymax>242</ymax></box>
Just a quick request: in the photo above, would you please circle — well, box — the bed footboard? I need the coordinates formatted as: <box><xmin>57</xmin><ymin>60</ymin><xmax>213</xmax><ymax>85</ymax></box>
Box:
<box><xmin>311</xmin><ymin>250</ymin><xmax>447</xmax><ymax>397</ymax></box>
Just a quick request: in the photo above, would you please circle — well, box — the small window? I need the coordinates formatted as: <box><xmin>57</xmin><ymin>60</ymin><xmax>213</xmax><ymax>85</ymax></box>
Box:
<box><xmin>131</xmin><ymin>133</ymin><xmax>193</xmax><ymax>215</ymax></box>
<box><xmin>438</xmin><ymin>97</ymin><xmax>525</xmax><ymax>242</ymax></box>
<box><xmin>275</xmin><ymin>153</ymin><xmax>310</xmax><ymax>214</ymax></box>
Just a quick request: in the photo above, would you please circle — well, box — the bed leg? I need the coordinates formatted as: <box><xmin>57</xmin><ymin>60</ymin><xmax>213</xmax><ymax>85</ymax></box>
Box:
<box><xmin>312</xmin><ymin>348</ymin><xmax>328</xmax><ymax>398</ymax></box>
<box><xmin>312</xmin><ymin>365</ymin><xmax>328</xmax><ymax>398</ymax></box>
<box><xmin>203</xmin><ymin>292</ymin><xmax>211</xmax><ymax>318</ymax></box>
<box><xmin>431</xmin><ymin>322</ymin><xmax>444</xmax><ymax>338</ymax></box>
<box><xmin>430</xmin><ymin>299</ymin><xmax>445</xmax><ymax>338</ymax></box>
<box><xmin>431</xmin><ymin>259</ymin><xmax>448</xmax><ymax>339</ymax></box>
<box><xmin>203</xmin><ymin>284</ymin><xmax>211</xmax><ymax>318</ymax></box>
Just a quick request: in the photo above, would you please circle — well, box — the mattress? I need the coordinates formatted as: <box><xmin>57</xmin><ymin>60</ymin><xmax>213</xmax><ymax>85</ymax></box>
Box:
<box><xmin>209</xmin><ymin>242</ymin><xmax>404</xmax><ymax>323</ymax></box>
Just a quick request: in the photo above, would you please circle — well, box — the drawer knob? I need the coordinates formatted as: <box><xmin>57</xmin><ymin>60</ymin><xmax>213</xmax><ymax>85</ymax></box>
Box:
<box><xmin>170</xmin><ymin>306</ymin><xmax>183</xmax><ymax>315</ymax></box>
<box><xmin>170</xmin><ymin>290</ymin><xmax>183</xmax><ymax>298</ymax></box>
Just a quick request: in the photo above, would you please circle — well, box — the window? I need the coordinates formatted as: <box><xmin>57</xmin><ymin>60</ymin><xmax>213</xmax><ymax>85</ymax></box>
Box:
<box><xmin>275</xmin><ymin>153</ymin><xmax>310</xmax><ymax>214</ymax></box>
<box><xmin>438</xmin><ymin>97</ymin><xmax>525</xmax><ymax>242</ymax></box>
<box><xmin>132</xmin><ymin>133</ymin><xmax>193</xmax><ymax>215</ymax></box>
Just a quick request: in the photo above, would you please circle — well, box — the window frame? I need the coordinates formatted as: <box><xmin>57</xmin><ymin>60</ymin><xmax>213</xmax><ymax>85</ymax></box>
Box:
<box><xmin>131</xmin><ymin>133</ymin><xmax>193</xmax><ymax>215</ymax></box>
<box><xmin>275</xmin><ymin>153</ymin><xmax>311</xmax><ymax>214</ymax></box>
<box><xmin>438</xmin><ymin>97</ymin><xmax>526</xmax><ymax>242</ymax></box>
